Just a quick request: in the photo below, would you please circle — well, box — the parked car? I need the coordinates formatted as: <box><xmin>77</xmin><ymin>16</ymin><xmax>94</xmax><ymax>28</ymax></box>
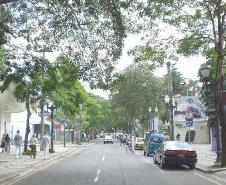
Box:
<box><xmin>153</xmin><ymin>141</ymin><xmax>197</xmax><ymax>169</ymax></box>
<box><xmin>134</xmin><ymin>137</ymin><xmax>144</xmax><ymax>150</ymax></box>
<box><xmin>143</xmin><ymin>131</ymin><xmax>165</xmax><ymax>156</ymax></box>
<box><xmin>104</xmin><ymin>135</ymin><xmax>113</xmax><ymax>144</ymax></box>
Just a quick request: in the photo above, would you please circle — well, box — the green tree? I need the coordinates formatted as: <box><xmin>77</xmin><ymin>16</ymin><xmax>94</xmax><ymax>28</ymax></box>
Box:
<box><xmin>110</xmin><ymin>63</ymin><xmax>167</xmax><ymax>132</ymax></box>
<box><xmin>0</xmin><ymin>61</ymin><xmax>36</xmax><ymax>152</ymax></box>
<box><xmin>1</xmin><ymin>0</ymin><xmax>135</xmax><ymax>89</ymax></box>
<box><xmin>154</xmin><ymin>0</ymin><xmax>226</xmax><ymax>166</ymax></box>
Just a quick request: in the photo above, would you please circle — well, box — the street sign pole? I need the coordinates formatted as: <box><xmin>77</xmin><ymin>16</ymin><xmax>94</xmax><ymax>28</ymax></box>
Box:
<box><xmin>188</xmin><ymin>127</ymin><xmax>190</xmax><ymax>144</ymax></box>
<box><xmin>185</xmin><ymin>111</ymin><xmax>193</xmax><ymax>144</ymax></box>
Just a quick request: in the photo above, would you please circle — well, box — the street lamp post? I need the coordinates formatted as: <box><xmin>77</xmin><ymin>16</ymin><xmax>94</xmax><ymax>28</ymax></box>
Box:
<box><xmin>148</xmin><ymin>107</ymin><xmax>158</xmax><ymax>130</ymax></box>
<box><xmin>77</xmin><ymin>116</ymin><xmax>83</xmax><ymax>145</ymax></box>
<box><xmin>200</xmin><ymin>64</ymin><xmax>222</xmax><ymax>163</ymax></box>
<box><xmin>166</xmin><ymin>62</ymin><xmax>174</xmax><ymax>140</ymax></box>
<box><xmin>61</xmin><ymin>120</ymin><xmax>68</xmax><ymax>148</ymax></box>
<box><xmin>47</xmin><ymin>103</ymin><xmax>57</xmax><ymax>153</ymax></box>
<box><xmin>165</xmin><ymin>94</ymin><xmax>180</xmax><ymax>141</ymax></box>
<box><xmin>148</xmin><ymin>107</ymin><xmax>152</xmax><ymax>130</ymax></box>
<box><xmin>166</xmin><ymin>62</ymin><xmax>181</xmax><ymax>141</ymax></box>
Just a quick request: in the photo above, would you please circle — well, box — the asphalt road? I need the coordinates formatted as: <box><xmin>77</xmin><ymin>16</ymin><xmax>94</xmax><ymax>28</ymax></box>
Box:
<box><xmin>14</xmin><ymin>140</ymin><xmax>225</xmax><ymax>185</ymax></box>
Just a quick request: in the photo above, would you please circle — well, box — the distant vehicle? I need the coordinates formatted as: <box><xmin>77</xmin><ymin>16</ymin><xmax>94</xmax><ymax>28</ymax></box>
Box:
<box><xmin>143</xmin><ymin>131</ymin><xmax>164</xmax><ymax>156</ymax></box>
<box><xmin>153</xmin><ymin>141</ymin><xmax>197</xmax><ymax>169</ymax></box>
<box><xmin>104</xmin><ymin>135</ymin><xmax>113</xmax><ymax>144</ymax></box>
<box><xmin>134</xmin><ymin>137</ymin><xmax>144</xmax><ymax>150</ymax></box>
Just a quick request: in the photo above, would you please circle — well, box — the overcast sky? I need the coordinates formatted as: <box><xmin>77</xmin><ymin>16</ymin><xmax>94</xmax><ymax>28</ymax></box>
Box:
<box><xmin>85</xmin><ymin>34</ymin><xmax>206</xmax><ymax>99</ymax></box>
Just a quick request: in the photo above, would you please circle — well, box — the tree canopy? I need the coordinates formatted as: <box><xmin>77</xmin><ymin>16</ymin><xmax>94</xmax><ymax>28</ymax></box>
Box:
<box><xmin>109</xmin><ymin>63</ymin><xmax>167</xmax><ymax>132</ymax></box>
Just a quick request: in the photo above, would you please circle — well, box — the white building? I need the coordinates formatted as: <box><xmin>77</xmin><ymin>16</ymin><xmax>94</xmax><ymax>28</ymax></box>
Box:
<box><xmin>11</xmin><ymin>110</ymin><xmax>51</xmax><ymax>140</ymax></box>
<box><xmin>174</xmin><ymin>96</ymin><xmax>210</xmax><ymax>144</ymax></box>
<box><xmin>0</xmin><ymin>86</ymin><xmax>25</xmax><ymax>139</ymax></box>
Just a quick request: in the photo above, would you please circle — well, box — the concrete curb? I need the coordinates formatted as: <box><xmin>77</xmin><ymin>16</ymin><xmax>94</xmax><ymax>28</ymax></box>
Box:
<box><xmin>196</xmin><ymin>166</ymin><xmax>226</xmax><ymax>174</ymax></box>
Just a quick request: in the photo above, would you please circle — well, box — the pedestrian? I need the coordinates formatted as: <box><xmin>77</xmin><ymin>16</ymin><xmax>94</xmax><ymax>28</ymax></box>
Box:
<box><xmin>42</xmin><ymin>133</ymin><xmax>49</xmax><ymax>160</ymax></box>
<box><xmin>14</xmin><ymin>130</ymin><xmax>23</xmax><ymax>158</ymax></box>
<box><xmin>4</xmin><ymin>133</ymin><xmax>11</xmax><ymax>152</ymax></box>
<box><xmin>29</xmin><ymin>134</ymin><xmax>37</xmax><ymax>159</ymax></box>
<box><xmin>176</xmin><ymin>133</ymin><xmax>180</xmax><ymax>141</ymax></box>
<box><xmin>1</xmin><ymin>134</ymin><xmax>5</xmax><ymax>152</ymax></box>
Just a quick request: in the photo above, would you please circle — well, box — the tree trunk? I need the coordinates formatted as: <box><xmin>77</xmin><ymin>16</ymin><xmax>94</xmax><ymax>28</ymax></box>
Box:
<box><xmin>24</xmin><ymin>99</ymin><xmax>31</xmax><ymax>152</ymax></box>
<box><xmin>40</xmin><ymin>97</ymin><xmax>45</xmax><ymax>151</ymax></box>
<box><xmin>215</xmin><ymin>0</ymin><xmax>225</xmax><ymax>166</ymax></box>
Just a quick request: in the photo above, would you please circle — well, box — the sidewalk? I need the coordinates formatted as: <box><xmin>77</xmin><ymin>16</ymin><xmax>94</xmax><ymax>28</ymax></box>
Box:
<box><xmin>192</xmin><ymin>144</ymin><xmax>226</xmax><ymax>173</ymax></box>
<box><xmin>0</xmin><ymin>143</ymin><xmax>83</xmax><ymax>185</ymax></box>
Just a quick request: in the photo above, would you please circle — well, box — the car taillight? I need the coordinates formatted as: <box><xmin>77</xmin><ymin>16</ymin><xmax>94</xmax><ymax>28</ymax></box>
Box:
<box><xmin>185</xmin><ymin>150</ymin><xmax>197</xmax><ymax>157</ymax></box>
<box><xmin>164</xmin><ymin>150</ymin><xmax>177</xmax><ymax>156</ymax></box>
<box><xmin>188</xmin><ymin>150</ymin><xmax>197</xmax><ymax>157</ymax></box>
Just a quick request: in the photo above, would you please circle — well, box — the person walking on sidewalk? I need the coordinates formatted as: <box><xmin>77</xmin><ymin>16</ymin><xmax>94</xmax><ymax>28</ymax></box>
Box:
<box><xmin>30</xmin><ymin>134</ymin><xmax>37</xmax><ymax>159</ymax></box>
<box><xmin>14</xmin><ymin>130</ymin><xmax>23</xmax><ymax>158</ymax></box>
<box><xmin>1</xmin><ymin>134</ymin><xmax>5</xmax><ymax>152</ymax></box>
<box><xmin>4</xmin><ymin>133</ymin><xmax>11</xmax><ymax>152</ymax></box>
<box><xmin>42</xmin><ymin>133</ymin><xmax>49</xmax><ymax>160</ymax></box>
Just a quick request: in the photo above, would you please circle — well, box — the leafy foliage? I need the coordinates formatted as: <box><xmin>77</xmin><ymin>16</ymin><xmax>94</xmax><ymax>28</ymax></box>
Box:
<box><xmin>109</xmin><ymin>63</ymin><xmax>167</xmax><ymax>131</ymax></box>
<box><xmin>2</xmin><ymin>0</ymin><xmax>136</xmax><ymax>89</ymax></box>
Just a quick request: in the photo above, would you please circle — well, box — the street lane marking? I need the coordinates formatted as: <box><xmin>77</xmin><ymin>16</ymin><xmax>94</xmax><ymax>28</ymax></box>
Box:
<box><xmin>94</xmin><ymin>177</ymin><xmax>98</xmax><ymax>182</ymax></box>
<box><xmin>134</xmin><ymin>151</ymin><xmax>164</xmax><ymax>173</ymax></box>
<box><xmin>194</xmin><ymin>172</ymin><xmax>222</xmax><ymax>185</ymax></box>
<box><xmin>105</xmin><ymin>150</ymin><xmax>107</xmax><ymax>153</ymax></box>
<box><xmin>94</xmin><ymin>170</ymin><xmax>101</xmax><ymax>182</ymax></box>
<box><xmin>97</xmin><ymin>169</ymin><xmax>100</xmax><ymax>175</ymax></box>
<box><xmin>102</xmin><ymin>155</ymin><xmax>105</xmax><ymax>161</ymax></box>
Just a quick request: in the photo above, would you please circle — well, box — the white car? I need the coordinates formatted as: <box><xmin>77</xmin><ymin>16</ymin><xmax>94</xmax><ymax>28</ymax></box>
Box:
<box><xmin>104</xmin><ymin>135</ymin><xmax>113</xmax><ymax>144</ymax></box>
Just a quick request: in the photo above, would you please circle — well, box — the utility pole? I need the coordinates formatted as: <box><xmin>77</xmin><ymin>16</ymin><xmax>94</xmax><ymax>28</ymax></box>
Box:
<box><xmin>167</xmin><ymin>62</ymin><xmax>175</xmax><ymax>140</ymax></box>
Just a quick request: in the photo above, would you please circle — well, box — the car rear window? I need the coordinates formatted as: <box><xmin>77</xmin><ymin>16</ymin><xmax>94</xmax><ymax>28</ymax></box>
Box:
<box><xmin>150</xmin><ymin>137</ymin><xmax>163</xmax><ymax>143</ymax></box>
<box><xmin>166</xmin><ymin>141</ymin><xmax>192</xmax><ymax>150</ymax></box>
<box><xmin>136</xmin><ymin>138</ymin><xmax>143</xmax><ymax>142</ymax></box>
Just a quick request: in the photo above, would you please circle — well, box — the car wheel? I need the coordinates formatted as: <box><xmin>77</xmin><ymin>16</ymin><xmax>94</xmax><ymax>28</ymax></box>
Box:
<box><xmin>153</xmin><ymin>155</ymin><xmax>158</xmax><ymax>164</ymax></box>
<box><xmin>160</xmin><ymin>157</ymin><xmax>165</xmax><ymax>169</ymax></box>
<box><xmin>104</xmin><ymin>142</ymin><xmax>105</xmax><ymax>144</ymax></box>
<box><xmin>189</xmin><ymin>164</ymin><xmax>195</xmax><ymax>170</ymax></box>
<box><xmin>144</xmin><ymin>150</ymin><xmax>146</xmax><ymax>156</ymax></box>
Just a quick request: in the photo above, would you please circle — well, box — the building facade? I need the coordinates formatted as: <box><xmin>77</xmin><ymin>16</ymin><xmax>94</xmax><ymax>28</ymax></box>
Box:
<box><xmin>174</xmin><ymin>96</ymin><xmax>210</xmax><ymax>144</ymax></box>
<box><xmin>0</xmin><ymin>86</ymin><xmax>25</xmax><ymax>139</ymax></box>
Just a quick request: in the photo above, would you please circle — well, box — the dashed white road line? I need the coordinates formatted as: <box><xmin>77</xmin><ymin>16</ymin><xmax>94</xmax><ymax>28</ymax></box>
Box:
<box><xmin>102</xmin><ymin>155</ymin><xmax>105</xmax><ymax>161</ymax></box>
<box><xmin>97</xmin><ymin>169</ymin><xmax>100</xmax><ymax>175</ymax></box>
<box><xmin>94</xmin><ymin>169</ymin><xmax>101</xmax><ymax>182</ymax></box>
<box><xmin>94</xmin><ymin>177</ymin><xmax>98</xmax><ymax>182</ymax></box>
<box><xmin>105</xmin><ymin>150</ymin><xmax>107</xmax><ymax>153</ymax></box>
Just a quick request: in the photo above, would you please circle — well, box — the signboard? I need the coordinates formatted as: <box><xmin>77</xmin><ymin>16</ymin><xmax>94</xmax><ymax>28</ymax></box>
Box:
<box><xmin>186</xmin><ymin>111</ymin><xmax>193</xmax><ymax>119</ymax></box>
<box><xmin>186</xmin><ymin>118</ymin><xmax>193</xmax><ymax>127</ymax></box>
<box><xmin>185</xmin><ymin>111</ymin><xmax>193</xmax><ymax>127</ymax></box>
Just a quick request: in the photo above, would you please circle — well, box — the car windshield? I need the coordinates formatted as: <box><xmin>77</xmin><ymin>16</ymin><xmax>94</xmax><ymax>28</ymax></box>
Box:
<box><xmin>135</xmin><ymin>138</ymin><xmax>142</xmax><ymax>142</ymax></box>
<box><xmin>105</xmin><ymin>135</ymin><xmax>112</xmax><ymax>139</ymax></box>
<box><xmin>165</xmin><ymin>141</ymin><xmax>192</xmax><ymax>150</ymax></box>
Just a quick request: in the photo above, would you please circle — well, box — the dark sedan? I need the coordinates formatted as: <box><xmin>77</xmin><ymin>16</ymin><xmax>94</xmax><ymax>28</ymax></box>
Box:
<box><xmin>153</xmin><ymin>141</ymin><xmax>197</xmax><ymax>169</ymax></box>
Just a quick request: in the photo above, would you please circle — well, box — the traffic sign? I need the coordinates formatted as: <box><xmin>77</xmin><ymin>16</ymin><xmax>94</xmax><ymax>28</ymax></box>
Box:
<box><xmin>186</xmin><ymin>111</ymin><xmax>193</xmax><ymax>119</ymax></box>
<box><xmin>186</xmin><ymin>118</ymin><xmax>193</xmax><ymax>127</ymax></box>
